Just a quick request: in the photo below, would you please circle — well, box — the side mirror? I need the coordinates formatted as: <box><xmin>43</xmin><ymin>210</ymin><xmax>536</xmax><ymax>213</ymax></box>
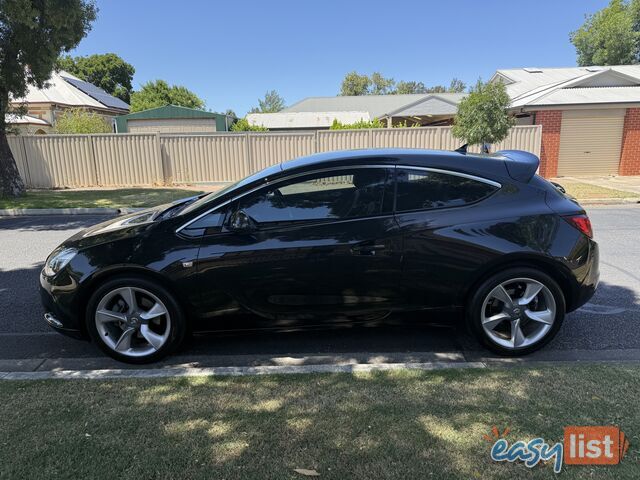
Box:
<box><xmin>228</xmin><ymin>210</ymin><xmax>257</xmax><ymax>233</ymax></box>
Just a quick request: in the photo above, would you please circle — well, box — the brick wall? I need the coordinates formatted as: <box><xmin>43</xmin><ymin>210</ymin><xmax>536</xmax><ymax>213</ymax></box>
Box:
<box><xmin>534</xmin><ymin>110</ymin><xmax>562</xmax><ymax>178</ymax></box>
<box><xmin>619</xmin><ymin>108</ymin><xmax>640</xmax><ymax>176</ymax></box>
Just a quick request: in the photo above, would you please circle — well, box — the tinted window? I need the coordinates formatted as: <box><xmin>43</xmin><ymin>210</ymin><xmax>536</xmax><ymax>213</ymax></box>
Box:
<box><xmin>238</xmin><ymin>168</ymin><xmax>392</xmax><ymax>224</ymax></box>
<box><xmin>395</xmin><ymin>169</ymin><xmax>498</xmax><ymax>212</ymax></box>
<box><xmin>180</xmin><ymin>211</ymin><xmax>225</xmax><ymax>237</ymax></box>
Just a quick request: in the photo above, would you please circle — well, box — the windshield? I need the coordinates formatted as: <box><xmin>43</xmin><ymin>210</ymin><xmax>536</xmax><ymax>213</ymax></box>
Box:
<box><xmin>177</xmin><ymin>163</ymin><xmax>282</xmax><ymax>216</ymax></box>
<box><xmin>177</xmin><ymin>181</ymin><xmax>243</xmax><ymax>216</ymax></box>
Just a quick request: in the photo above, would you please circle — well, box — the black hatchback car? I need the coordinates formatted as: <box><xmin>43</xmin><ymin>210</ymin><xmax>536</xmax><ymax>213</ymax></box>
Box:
<box><xmin>41</xmin><ymin>148</ymin><xmax>599</xmax><ymax>363</ymax></box>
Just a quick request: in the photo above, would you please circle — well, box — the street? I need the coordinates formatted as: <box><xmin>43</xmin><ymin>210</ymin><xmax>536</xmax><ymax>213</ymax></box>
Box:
<box><xmin>1</xmin><ymin>205</ymin><xmax>639</xmax><ymax>369</ymax></box>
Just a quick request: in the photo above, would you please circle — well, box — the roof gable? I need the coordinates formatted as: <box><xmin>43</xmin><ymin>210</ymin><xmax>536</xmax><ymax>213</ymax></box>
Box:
<box><xmin>497</xmin><ymin>65</ymin><xmax>640</xmax><ymax>108</ymax></box>
<box><xmin>566</xmin><ymin>69</ymin><xmax>640</xmax><ymax>88</ymax></box>
<box><xmin>386</xmin><ymin>94</ymin><xmax>464</xmax><ymax>117</ymax></box>
<box><xmin>283</xmin><ymin>93</ymin><xmax>465</xmax><ymax>118</ymax></box>
<box><xmin>13</xmin><ymin>70</ymin><xmax>129</xmax><ymax>112</ymax></box>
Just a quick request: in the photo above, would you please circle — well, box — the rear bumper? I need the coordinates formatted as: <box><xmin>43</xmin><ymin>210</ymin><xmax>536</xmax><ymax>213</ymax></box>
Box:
<box><xmin>569</xmin><ymin>240</ymin><xmax>599</xmax><ymax>312</ymax></box>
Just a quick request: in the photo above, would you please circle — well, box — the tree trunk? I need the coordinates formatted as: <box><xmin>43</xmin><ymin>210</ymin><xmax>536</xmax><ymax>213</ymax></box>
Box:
<box><xmin>0</xmin><ymin>89</ymin><xmax>26</xmax><ymax>198</ymax></box>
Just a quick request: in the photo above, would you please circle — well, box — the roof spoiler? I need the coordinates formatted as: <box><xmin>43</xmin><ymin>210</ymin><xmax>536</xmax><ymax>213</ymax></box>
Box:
<box><xmin>496</xmin><ymin>150</ymin><xmax>540</xmax><ymax>182</ymax></box>
<box><xmin>454</xmin><ymin>144</ymin><xmax>468</xmax><ymax>154</ymax></box>
<box><xmin>455</xmin><ymin>143</ymin><xmax>490</xmax><ymax>154</ymax></box>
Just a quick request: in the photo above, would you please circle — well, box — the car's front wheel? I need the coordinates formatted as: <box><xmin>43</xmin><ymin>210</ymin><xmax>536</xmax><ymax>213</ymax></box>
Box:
<box><xmin>86</xmin><ymin>276</ymin><xmax>186</xmax><ymax>363</ymax></box>
<box><xmin>468</xmin><ymin>268</ymin><xmax>565</xmax><ymax>356</ymax></box>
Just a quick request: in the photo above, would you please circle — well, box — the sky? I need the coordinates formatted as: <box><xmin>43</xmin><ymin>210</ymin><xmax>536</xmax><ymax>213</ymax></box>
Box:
<box><xmin>68</xmin><ymin>0</ymin><xmax>610</xmax><ymax>116</ymax></box>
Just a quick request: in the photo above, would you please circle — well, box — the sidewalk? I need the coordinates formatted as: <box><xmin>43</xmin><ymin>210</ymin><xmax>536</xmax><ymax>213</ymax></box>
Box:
<box><xmin>553</xmin><ymin>175</ymin><xmax>640</xmax><ymax>195</ymax></box>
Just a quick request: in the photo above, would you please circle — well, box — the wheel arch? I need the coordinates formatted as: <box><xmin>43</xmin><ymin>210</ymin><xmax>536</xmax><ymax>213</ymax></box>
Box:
<box><xmin>76</xmin><ymin>265</ymin><xmax>191</xmax><ymax>335</ymax></box>
<box><xmin>462</xmin><ymin>253</ymin><xmax>577</xmax><ymax>315</ymax></box>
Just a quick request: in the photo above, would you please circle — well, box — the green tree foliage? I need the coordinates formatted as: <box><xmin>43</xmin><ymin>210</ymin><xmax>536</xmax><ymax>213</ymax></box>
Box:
<box><xmin>340</xmin><ymin>72</ymin><xmax>467</xmax><ymax>95</ymax></box>
<box><xmin>370</xmin><ymin>72</ymin><xmax>395</xmax><ymax>94</ymax></box>
<box><xmin>130</xmin><ymin>80</ymin><xmax>205</xmax><ymax>112</ymax></box>
<box><xmin>0</xmin><ymin>0</ymin><xmax>97</xmax><ymax>198</ymax></box>
<box><xmin>447</xmin><ymin>78</ymin><xmax>467</xmax><ymax>93</ymax></box>
<box><xmin>230</xmin><ymin>118</ymin><xmax>268</xmax><ymax>131</ymax></box>
<box><xmin>330</xmin><ymin>118</ymin><xmax>385</xmax><ymax>129</ymax></box>
<box><xmin>452</xmin><ymin>80</ymin><xmax>514</xmax><ymax>147</ymax></box>
<box><xmin>340</xmin><ymin>71</ymin><xmax>372</xmax><ymax>96</ymax></box>
<box><xmin>57</xmin><ymin>53</ymin><xmax>135</xmax><ymax>103</ymax></box>
<box><xmin>395</xmin><ymin>81</ymin><xmax>428</xmax><ymax>94</ymax></box>
<box><xmin>54</xmin><ymin>108</ymin><xmax>112</xmax><ymax>134</ymax></box>
<box><xmin>571</xmin><ymin>0</ymin><xmax>640</xmax><ymax>65</ymax></box>
<box><xmin>250</xmin><ymin>90</ymin><xmax>286</xmax><ymax>113</ymax></box>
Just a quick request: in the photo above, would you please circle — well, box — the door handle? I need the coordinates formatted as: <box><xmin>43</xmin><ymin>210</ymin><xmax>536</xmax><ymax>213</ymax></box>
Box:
<box><xmin>351</xmin><ymin>243</ymin><xmax>386</xmax><ymax>255</ymax></box>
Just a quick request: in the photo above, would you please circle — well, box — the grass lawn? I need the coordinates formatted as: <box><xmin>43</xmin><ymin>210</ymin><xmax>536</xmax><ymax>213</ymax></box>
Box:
<box><xmin>0</xmin><ymin>188</ymin><xmax>203</xmax><ymax>209</ymax></box>
<box><xmin>553</xmin><ymin>179</ymin><xmax>640</xmax><ymax>200</ymax></box>
<box><xmin>1</xmin><ymin>365</ymin><xmax>639</xmax><ymax>479</ymax></box>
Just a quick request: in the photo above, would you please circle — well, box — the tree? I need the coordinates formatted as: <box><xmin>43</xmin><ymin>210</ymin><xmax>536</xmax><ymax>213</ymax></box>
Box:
<box><xmin>571</xmin><ymin>0</ymin><xmax>640</xmax><ymax>66</ymax></box>
<box><xmin>224</xmin><ymin>109</ymin><xmax>237</xmax><ymax>118</ymax></box>
<box><xmin>340</xmin><ymin>71</ymin><xmax>372</xmax><ymax>96</ymax></box>
<box><xmin>340</xmin><ymin>71</ymin><xmax>467</xmax><ymax>95</ymax></box>
<box><xmin>395</xmin><ymin>80</ymin><xmax>427</xmax><ymax>94</ymax></box>
<box><xmin>0</xmin><ymin>0</ymin><xmax>97</xmax><ymax>198</ymax></box>
<box><xmin>370</xmin><ymin>72</ymin><xmax>395</xmax><ymax>94</ymax></box>
<box><xmin>129</xmin><ymin>80</ymin><xmax>205</xmax><ymax>112</ymax></box>
<box><xmin>230</xmin><ymin>117</ymin><xmax>268</xmax><ymax>131</ymax></box>
<box><xmin>425</xmin><ymin>85</ymin><xmax>447</xmax><ymax>93</ymax></box>
<box><xmin>448</xmin><ymin>78</ymin><xmax>467</xmax><ymax>93</ymax></box>
<box><xmin>57</xmin><ymin>53</ymin><xmax>135</xmax><ymax>103</ymax></box>
<box><xmin>249</xmin><ymin>90</ymin><xmax>285</xmax><ymax>113</ymax></box>
<box><xmin>452</xmin><ymin>80</ymin><xmax>514</xmax><ymax>148</ymax></box>
<box><xmin>54</xmin><ymin>108</ymin><xmax>112</xmax><ymax>134</ymax></box>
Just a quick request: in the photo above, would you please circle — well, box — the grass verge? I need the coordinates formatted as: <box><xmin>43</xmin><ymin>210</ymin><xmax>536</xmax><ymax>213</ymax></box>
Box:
<box><xmin>0</xmin><ymin>188</ymin><xmax>203</xmax><ymax>209</ymax></box>
<box><xmin>1</xmin><ymin>365</ymin><xmax>639</xmax><ymax>479</ymax></box>
<box><xmin>553</xmin><ymin>180</ymin><xmax>640</xmax><ymax>200</ymax></box>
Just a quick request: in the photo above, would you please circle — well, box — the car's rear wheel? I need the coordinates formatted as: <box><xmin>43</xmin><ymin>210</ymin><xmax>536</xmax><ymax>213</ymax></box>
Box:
<box><xmin>468</xmin><ymin>268</ymin><xmax>565</xmax><ymax>356</ymax></box>
<box><xmin>86</xmin><ymin>276</ymin><xmax>186</xmax><ymax>363</ymax></box>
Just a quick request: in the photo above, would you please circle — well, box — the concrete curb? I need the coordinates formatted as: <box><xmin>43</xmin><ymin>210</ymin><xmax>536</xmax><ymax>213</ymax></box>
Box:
<box><xmin>580</xmin><ymin>198</ymin><xmax>640</xmax><ymax>205</ymax></box>
<box><xmin>0</xmin><ymin>361</ymin><xmax>487</xmax><ymax>380</ymax></box>
<box><xmin>0</xmin><ymin>207</ymin><xmax>143</xmax><ymax>216</ymax></box>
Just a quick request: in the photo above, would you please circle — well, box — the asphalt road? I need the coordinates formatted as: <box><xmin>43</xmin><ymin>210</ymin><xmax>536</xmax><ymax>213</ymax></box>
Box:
<box><xmin>1</xmin><ymin>206</ymin><xmax>639</xmax><ymax>368</ymax></box>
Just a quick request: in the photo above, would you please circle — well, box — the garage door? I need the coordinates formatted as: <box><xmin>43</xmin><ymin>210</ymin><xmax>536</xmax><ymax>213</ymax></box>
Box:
<box><xmin>557</xmin><ymin>109</ymin><xmax>625</xmax><ymax>176</ymax></box>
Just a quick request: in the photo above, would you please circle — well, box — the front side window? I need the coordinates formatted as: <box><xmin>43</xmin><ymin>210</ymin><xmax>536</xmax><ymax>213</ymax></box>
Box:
<box><xmin>237</xmin><ymin>168</ymin><xmax>392</xmax><ymax>224</ymax></box>
<box><xmin>395</xmin><ymin>169</ymin><xmax>498</xmax><ymax>212</ymax></box>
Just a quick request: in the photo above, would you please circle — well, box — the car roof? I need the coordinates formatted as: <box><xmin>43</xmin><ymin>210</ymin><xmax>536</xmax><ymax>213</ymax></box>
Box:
<box><xmin>279</xmin><ymin>148</ymin><xmax>509</xmax><ymax>180</ymax></box>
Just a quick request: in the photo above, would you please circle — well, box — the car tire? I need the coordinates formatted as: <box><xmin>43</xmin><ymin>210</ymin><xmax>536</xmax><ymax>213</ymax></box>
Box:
<box><xmin>467</xmin><ymin>267</ymin><xmax>565</xmax><ymax>356</ymax></box>
<box><xmin>86</xmin><ymin>275</ymin><xmax>186</xmax><ymax>364</ymax></box>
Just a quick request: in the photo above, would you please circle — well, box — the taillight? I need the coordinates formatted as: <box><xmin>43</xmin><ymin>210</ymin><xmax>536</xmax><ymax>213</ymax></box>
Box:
<box><xmin>562</xmin><ymin>214</ymin><xmax>593</xmax><ymax>238</ymax></box>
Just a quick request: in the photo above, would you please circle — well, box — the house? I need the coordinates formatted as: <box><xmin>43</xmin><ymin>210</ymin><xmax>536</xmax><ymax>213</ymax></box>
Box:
<box><xmin>247</xmin><ymin>93</ymin><xmax>465</xmax><ymax>130</ymax></box>
<box><xmin>492</xmin><ymin>65</ymin><xmax>640</xmax><ymax>177</ymax></box>
<box><xmin>115</xmin><ymin>105</ymin><xmax>234</xmax><ymax>133</ymax></box>
<box><xmin>7</xmin><ymin>70</ymin><xmax>130</xmax><ymax>134</ymax></box>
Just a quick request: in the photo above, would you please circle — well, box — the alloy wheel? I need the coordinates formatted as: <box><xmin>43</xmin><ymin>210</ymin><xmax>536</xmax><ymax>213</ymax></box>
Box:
<box><xmin>94</xmin><ymin>286</ymin><xmax>171</xmax><ymax>358</ymax></box>
<box><xmin>480</xmin><ymin>277</ymin><xmax>556</xmax><ymax>350</ymax></box>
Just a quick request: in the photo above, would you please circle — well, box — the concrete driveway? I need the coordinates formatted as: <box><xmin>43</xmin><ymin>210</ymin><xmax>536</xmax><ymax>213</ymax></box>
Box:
<box><xmin>556</xmin><ymin>175</ymin><xmax>640</xmax><ymax>195</ymax></box>
<box><xmin>0</xmin><ymin>206</ymin><xmax>639</xmax><ymax>371</ymax></box>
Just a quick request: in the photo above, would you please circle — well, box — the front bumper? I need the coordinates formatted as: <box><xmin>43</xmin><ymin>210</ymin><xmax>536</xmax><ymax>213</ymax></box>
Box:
<box><xmin>40</xmin><ymin>270</ymin><xmax>87</xmax><ymax>339</ymax></box>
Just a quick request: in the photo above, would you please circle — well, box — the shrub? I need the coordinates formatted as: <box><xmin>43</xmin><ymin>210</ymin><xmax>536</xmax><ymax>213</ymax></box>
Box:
<box><xmin>55</xmin><ymin>108</ymin><xmax>112</xmax><ymax>134</ymax></box>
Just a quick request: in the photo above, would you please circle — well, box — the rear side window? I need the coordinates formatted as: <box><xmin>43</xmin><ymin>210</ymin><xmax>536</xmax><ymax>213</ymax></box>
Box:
<box><xmin>238</xmin><ymin>168</ymin><xmax>393</xmax><ymax>224</ymax></box>
<box><xmin>395</xmin><ymin>169</ymin><xmax>498</xmax><ymax>212</ymax></box>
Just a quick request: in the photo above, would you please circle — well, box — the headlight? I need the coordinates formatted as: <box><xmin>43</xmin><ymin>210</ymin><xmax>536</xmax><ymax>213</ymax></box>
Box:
<box><xmin>43</xmin><ymin>247</ymin><xmax>78</xmax><ymax>276</ymax></box>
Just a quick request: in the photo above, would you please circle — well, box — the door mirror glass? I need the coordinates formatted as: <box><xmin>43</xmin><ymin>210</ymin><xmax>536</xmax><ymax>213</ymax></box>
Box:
<box><xmin>228</xmin><ymin>210</ymin><xmax>257</xmax><ymax>232</ymax></box>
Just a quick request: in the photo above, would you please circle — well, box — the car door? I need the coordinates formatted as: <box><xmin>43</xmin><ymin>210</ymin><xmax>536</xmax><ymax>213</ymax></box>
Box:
<box><xmin>191</xmin><ymin>165</ymin><xmax>403</xmax><ymax>323</ymax></box>
<box><xmin>393</xmin><ymin>167</ymin><xmax>501</xmax><ymax>310</ymax></box>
